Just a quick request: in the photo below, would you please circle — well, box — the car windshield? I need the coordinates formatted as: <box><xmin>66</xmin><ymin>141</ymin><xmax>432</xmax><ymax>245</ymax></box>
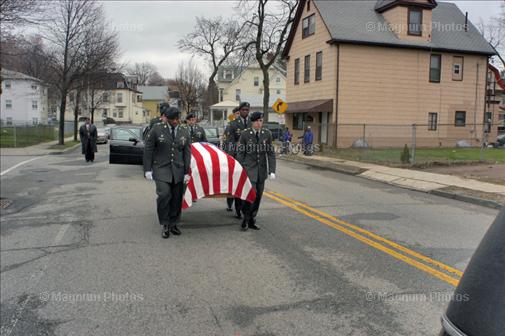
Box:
<box><xmin>112</xmin><ymin>127</ymin><xmax>141</xmax><ymax>140</ymax></box>
<box><xmin>204</xmin><ymin>128</ymin><xmax>218</xmax><ymax>137</ymax></box>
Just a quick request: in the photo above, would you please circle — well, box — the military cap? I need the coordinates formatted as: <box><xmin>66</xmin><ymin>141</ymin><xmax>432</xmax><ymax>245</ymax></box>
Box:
<box><xmin>162</xmin><ymin>107</ymin><xmax>180</xmax><ymax>119</ymax></box>
<box><xmin>159</xmin><ymin>102</ymin><xmax>170</xmax><ymax>115</ymax></box>
<box><xmin>232</xmin><ymin>107</ymin><xmax>239</xmax><ymax>113</ymax></box>
<box><xmin>186</xmin><ymin>113</ymin><xmax>196</xmax><ymax>120</ymax></box>
<box><xmin>250</xmin><ymin>111</ymin><xmax>263</xmax><ymax>122</ymax></box>
<box><xmin>238</xmin><ymin>102</ymin><xmax>250</xmax><ymax>110</ymax></box>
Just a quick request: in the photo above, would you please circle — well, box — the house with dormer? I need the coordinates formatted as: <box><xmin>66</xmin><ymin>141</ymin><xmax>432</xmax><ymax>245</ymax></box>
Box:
<box><xmin>282</xmin><ymin>0</ymin><xmax>496</xmax><ymax>147</ymax></box>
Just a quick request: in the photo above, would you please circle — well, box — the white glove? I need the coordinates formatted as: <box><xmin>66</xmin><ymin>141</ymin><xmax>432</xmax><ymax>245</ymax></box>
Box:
<box><xmin>184</xmin><ymin>174</ymin><xmax>191</xmax><ymax>184</ymax></box>
<box><xmin>144</xmin><ymin>171</ymin><xmax>153</xmax><ymax>180</ymax></box>
<box><xmin>269</xmin><ymin>173</ymin><xmax>276</xmax><ymax>180</ymax></box>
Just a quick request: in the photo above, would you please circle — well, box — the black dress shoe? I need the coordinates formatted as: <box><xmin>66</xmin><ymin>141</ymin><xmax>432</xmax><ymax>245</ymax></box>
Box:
<box><xmin>226</xmin><ymin>207</ymin><xmax>233</xmax><ymax>212</ymax></box>
<box><xmin>170</xmin><ymin>226</ymin><xmax>181</xmax><ymax>236</ymax></box>
<box><xmin>241</xmin><ymin>219</ymin><xmax>248</xmax><ymax>231</ymax></box>
<box><xmin>248</xmin><ymin>224</ymin><xmax>260</xmax><ymax>230</ymax></box>
<box><xmin>235</xmin><ymin>212</ymin><xmax>242</xmax><ymax>219</ymax></box>
<box><xmin>162</xmin><ymin>225</ymin><xmax>170</xmax><ymax>239</ymax></box>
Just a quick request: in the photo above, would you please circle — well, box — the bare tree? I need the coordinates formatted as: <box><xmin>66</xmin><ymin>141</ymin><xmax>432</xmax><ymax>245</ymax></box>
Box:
<box><xmin>240</xmin><ymin>0</ymin><xmax>298</xmax><ymax>122</ymax></box>
<box><xmin>0</xmin><ymin>0</ymin><xmax>48</xmax><ymax>38</ymax></box>
<box><xmin>42</xmin><ymin>0</ymin><xmax>118</xmax><ymax>144</ymax></box>
<box><xmin>479</xmin><ymin>3</ymin><xmax>505</xmax><ymax>68</ymax></box>
<box><xmin>175</xmin><ymin>59</ymin><xmax>206</xmax><ymax>116</ymax></box>
<box><xmin>128</xmin><ymin>62</ymin><xmax>157</xmax><ymax>85</ymax></box>
<box><xmin>147</xmin><ymin>71</ymin><xmax>166</xmax><ymax>86</ymax></box>
<box><xmin>177</xmin><ymin>16</ymin><xmax>244</xmax><ymax>108</ymax></box>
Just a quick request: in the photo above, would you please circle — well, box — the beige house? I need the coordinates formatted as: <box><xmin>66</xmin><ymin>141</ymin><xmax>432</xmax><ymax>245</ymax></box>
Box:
<box><xmin>211</xmin><ymin>63</ymin><xmax>287</xmax><ymax>125</ymax></box>
<box><xmin>282</xmin><ymin>0</ymin><xmax>496</xmax><ymax>147</ymax></box>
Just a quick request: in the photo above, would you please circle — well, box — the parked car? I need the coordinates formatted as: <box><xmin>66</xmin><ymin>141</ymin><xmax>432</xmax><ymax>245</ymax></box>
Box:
<box><xmin>439</xmin><ymin>207</ymin><xmax>505</xmax><ymax>336</ymax></box>
<box><xmin>264</xmin><ymin>122</ymin><xmax>285</xmax><ymax>140</ymax></box>
<box><xmin>494</xmin><ymin>133</ymin><xmax>505</xmax><ymax>148</ymax></box>
<box><xmin>109</xmin><ymin>125</ymin><xmax>148</xmax><ymax>165</ymax></box>
<box><xmin>203</xmin><ymin>127</ymin><xmax>220</xmax><ymax>147</ymax></box>
<box><xmin>96</xmin><ymin>128</ymin><xmax>108</xmax><ymax>144</ymax></box>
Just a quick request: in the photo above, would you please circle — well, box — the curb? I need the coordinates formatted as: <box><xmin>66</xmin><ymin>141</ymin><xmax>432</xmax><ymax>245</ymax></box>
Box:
<box><xmin>280</xmin><ymin>155</ymin><xmax>503</xmax><ymax>210</ymax></box>
<box><xmin>48</xmin><ymin>143</ymin><xmax>81</xmax><ymax>155</ymax></box>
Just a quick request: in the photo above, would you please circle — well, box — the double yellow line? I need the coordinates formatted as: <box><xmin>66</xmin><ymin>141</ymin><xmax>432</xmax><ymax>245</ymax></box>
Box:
<box><xmin>264</xmin><ymin>191</ymin><xmax>462</xmax><ymax>286</ymax></box>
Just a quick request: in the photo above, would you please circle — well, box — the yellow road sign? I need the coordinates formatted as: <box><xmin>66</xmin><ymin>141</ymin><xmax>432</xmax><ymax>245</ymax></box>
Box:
<box><xmin>272</xmin><ymin>98</ymin><xmax>288</xmax><ymax>114</ymax></box>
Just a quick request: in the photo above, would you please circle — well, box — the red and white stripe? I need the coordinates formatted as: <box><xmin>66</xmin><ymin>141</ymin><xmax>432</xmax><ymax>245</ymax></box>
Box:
<box><xmin>182</xmin><ymin>143</ymin><xmax>256</xmax><ymax>209</ymax></box>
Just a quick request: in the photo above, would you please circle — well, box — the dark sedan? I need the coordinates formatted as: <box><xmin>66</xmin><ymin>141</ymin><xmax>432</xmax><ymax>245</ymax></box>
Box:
<box><xmin>439</xmin><ymin>207</ymin><xmax>505</xmax><ymax>336</ymax></box>
<box><xmin>203</xmin><ymin>127</ymin><xmax>220</xmax><ymax>147</ymax></box>
<box><xmin>109</xmin><ymin>125</ymin><xmax>148</xmax><ymax>165</ymax></box>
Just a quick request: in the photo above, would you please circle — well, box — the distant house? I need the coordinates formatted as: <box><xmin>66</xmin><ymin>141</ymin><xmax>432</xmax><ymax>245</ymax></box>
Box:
<box><xmin>487</xmin><ymin>64</ymin><xmax>505</xmax><ymax>136</ymax></box>
<box><xmin>0</xmin><ymin>69</ymin><xmax>49</xmax><ymax>125</ymax></box>
<box><xmin>282</xmin><ymin>0</ymin><xmax>496</xmax><ymax>147</ymax></box>
<box><xmin>210</xmin><ymin>62</ymin><xmax>287</xmax><ymax>125</ymax></box>
<box><xmin>138</xmin><ymin>85</ymin><xmax>169</xmax><ymax>120</ymax></box>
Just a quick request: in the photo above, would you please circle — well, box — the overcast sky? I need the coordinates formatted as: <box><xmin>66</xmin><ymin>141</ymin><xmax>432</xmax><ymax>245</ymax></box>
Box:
<box><xmin>101</xmin><ymin>1</ymin><xmax>502</xmax><ymax>78</ymax></box>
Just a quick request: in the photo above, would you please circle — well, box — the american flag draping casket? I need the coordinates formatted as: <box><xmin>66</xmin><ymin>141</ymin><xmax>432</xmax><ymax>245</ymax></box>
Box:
<box><xmin>182</xmin><ymin>143</ymin><xmax>256</xmax><ymax>209</ymax></box>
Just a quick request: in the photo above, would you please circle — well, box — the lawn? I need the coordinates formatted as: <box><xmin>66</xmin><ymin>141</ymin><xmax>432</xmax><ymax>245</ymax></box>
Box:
<box><xmin>320</xmin><ymin>147</ymin><xmax>505</xmax><ymax>166</ymax></box>
<box><xmin>0</xmin><ymin>126</ymin><xmax>73</xmax><ymax>148</ymax></box>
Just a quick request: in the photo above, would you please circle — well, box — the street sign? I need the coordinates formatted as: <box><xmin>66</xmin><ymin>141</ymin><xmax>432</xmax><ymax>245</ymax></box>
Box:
<box><xmin>272</xmin><ymin>98</ymin><xmax>288</xmax><ymax>114</ymax></box>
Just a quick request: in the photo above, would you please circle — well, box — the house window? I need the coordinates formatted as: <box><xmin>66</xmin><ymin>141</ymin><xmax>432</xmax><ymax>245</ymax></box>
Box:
<box><xmin>103</xmin><ymin>108</ymin><xmax>108</xmax><ymax>116</ymax></box>
<box><xmin>117</xmin><ymin>93</ymin><xmax>123</xmax><ymax>103</ymax></box>
<box><xmin>224</xmin><ymin>69</ymin><xmax>233</xmax><ymax>80</ymax></box>
<box><xmin>254</xmin><ymin>77</ymin><xmax>259</xmax><ymax>86</ymax></box>
<box><xmin>69</xmin><ymin>92</ymin><xmax>75</xmax><ymax>102</ymax></box>
<box><xmin>32</xmin><ymin>100</ymin><xmax>38</xmax><ymax>110</ymax></box>
<box><xmin>276</xmin><ymin>77</ymin><xmax>281</xmax><ymax>83</ymax></box>
<box><xmin>302</xmin><ymin>14</ymin><xmax>315</xmax><ymax>38</ymax></box>
<box><xmin>408</xmin><ymin>8</ymin><xmax>422</xmax><ymax>36</ymax></box>
<box><xmin>32</xmin><ymin>117</ymin><xmax>38</xmax><ymax>125</ymax></box>
<box><xmin>294</xmin><ymin>58</ymin><xmax>300</xmax><ymax>85</ymax></box>
<box><xmin>31</xmin><ymin>84</ymin><xmax>38</xmax><ymax>90</ymax></box>
<box><xmin>315</xmin><ymin>51</ymin><xmax>323</xmax><ymax>81</ymax></box>
<box><xmin>429</xmin><ymin>54</ymin><xmax>441</xmax><ymax>83</ymax></box>
<box><xmin>6</xmin><ymin>117</ymin><xmax>13</xmax><ymax>125</ymax></box>
<box><xmin>455</xmin><ymin>111</ymin><xmax>466</xmax><ymax>127</ymax></box>
<box><xmin>219</xmin><ymin>88</ymin><xmax>224</xmax><ymax>102</ymax></box>
<box><xmin>235</xmin><ymin>89</ymin><xmax>241</xmax><ymax>101</ymax></box>
<box><xmin>428</xmin><ymin>113</ymin><xmax>438</xmax><ymax>131</ymax></box>
<box><xmin>293</xmin><ymin>113</ymin><xmax>307</xmax><ymax>130</ymax></box>
<box><xmin>113</xmin><ymin>110</ymin><xmax>118</xmax><ymax>118</ymax></box>
<box><xmin>276</xmin><ymin>89</ymin><xmax>281</xmax><ymax>94</ymax></box>
<box><xmin>304</xmin><ymin>55</ymin><xmax>311</xmax><ymax>83</ymax></box>
<box><xmin>4</xmin><ymin>80</ymin><xmax>11</xmax><ymax>89</ymax></box>
<box><xmin>137</xmin><ymin>95</ymin><xmax>142</xmax><ymax>102</ymax></box>
<box><xmin>452</xmin><ymin>56</ymin><xmax>464</xmax><ymax>81</ymax></box>
<box><xmin>307</xmin><ymin>0</ymin><xmax>310</xmax><ymax>11</ymax></box>
<box><xmin>117</xmin><ymin>81</ymin><xmax>124</xmax><ymax>89</ymax></box>
<box><xmin>102</xmin><ymin>92</ymin><xmax>109</xmax><ymax>102</ymax></box>
<box><xmin>118</xmin><ymin>110</ymin><xmax>124</xmax><ymax>118</ymax></box>
<box><xmin>6</xmin><ymin>100</ymin><xmax>12</xmax><ymax>109</ymax></box>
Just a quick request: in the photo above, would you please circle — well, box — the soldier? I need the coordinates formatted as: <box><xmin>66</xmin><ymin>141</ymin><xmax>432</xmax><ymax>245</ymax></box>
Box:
<box><xmin>224</xmin><ymin>102</ymin><xmax>251</xmax><ymax>219</ymax></box>
<box><xmin>185</xmin><ymin>113</ymin><xmax>207</xmax><ymax>143</ymax></box>
<box><xmin>143</xmin><ymin>106</ymin><xmax>192</xmax><ymax>239</ymax></box>
<box><xmin>148</xmin><ymin>102</ymin><xmax>169</xmax><ymax>131</ymax></box>
<box><xmin>225</xmin><ymin>106</ymin><xmax>240</xmax><ymax>212</ymax></box>
<box><xmin>237</xmin><ymin>111</ymin><xmax>276</xmax><ymax>231</ymax></box>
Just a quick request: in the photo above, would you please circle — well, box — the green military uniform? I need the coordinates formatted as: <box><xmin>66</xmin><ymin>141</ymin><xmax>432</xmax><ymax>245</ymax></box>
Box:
<box><xmin>148</xmin><ymin>116</ymin><xmax>162</xmax><ymax>130</ymax></box>
<box><xmin>144</xmin><ymin>121</ymin><xmax>191</xmax><ymax>230</ymax></box>
<box><xmin>185</xmin><ymin>124</ymin><xmax>207</xmax><ymax>143</ymax></box>
<box><xmin>237</xmin><ymin>125</ymin><xmax>276</xmax><ymax>228</ymax></box>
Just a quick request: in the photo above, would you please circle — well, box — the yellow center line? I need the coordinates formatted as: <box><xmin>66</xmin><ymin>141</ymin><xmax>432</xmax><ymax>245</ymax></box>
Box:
<box><xmin>264</xmin><ymin>191</ymin><xmax>460</xmax><ymax>287</ymax></box>
<box><xmin>267</xmin><ymin>191</ymin><xmax>464</xmax><ymax>278</ymax></box>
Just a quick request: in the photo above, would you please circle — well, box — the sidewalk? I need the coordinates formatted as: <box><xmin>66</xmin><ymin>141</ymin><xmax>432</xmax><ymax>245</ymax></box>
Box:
<box><xmin>281</xmin><ymin>154</ymin><xmax>505</xmax><ymax>209</ymax></box>
<box><xmin>0</xmin><ymin>137</ymin><xmax>80</xmax><ymax>156</ymax></box>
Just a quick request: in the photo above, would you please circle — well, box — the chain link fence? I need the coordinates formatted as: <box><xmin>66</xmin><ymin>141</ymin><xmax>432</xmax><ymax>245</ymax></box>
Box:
<box><xmin>0</xmin><ymin>121</ymin><xmax>74</xmax><ymax>148</ymax></box>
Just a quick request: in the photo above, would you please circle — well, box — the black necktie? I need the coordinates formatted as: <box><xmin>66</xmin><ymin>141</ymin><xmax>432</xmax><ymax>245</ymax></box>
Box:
<box><xmin>171</xmin><ymin>125</ymin><xmax>176</xmax><ymax>140</ymax></box>
<box><xmin>190</xmin><ymin>126</ymin><xmax>194</xmax><ymax>139</ymax></box>
<box><xmin>255</xmin><ymin>131</ymin><xmax>259</xmax><ymax>142</ymax></box>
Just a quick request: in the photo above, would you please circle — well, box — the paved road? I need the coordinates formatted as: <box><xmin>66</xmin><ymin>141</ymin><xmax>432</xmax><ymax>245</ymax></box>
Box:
<box><xmin>0</xmin><ymin>145</ymin><xmax>498</xmax><ymax>336</ymax></box>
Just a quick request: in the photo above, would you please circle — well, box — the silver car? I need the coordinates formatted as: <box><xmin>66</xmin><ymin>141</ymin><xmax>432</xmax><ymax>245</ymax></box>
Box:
<box><xmin>96</xmin><ymin>128</ymin><xmax>108</xmax><ymax>144</ymax></box>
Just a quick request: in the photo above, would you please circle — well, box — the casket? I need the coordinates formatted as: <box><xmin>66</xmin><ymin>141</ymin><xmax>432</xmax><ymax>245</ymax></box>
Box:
<box><xmin>182</xmin><ymin>143</ymin><xmax>256</xmax><ymax>209</ymax></box>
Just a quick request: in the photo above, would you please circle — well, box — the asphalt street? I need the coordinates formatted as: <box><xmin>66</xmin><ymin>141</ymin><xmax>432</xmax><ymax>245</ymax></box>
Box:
<box><xmin>0</xmin><ymin>144</ymin><xmax>498</xmax><ymax>336</ymax></box>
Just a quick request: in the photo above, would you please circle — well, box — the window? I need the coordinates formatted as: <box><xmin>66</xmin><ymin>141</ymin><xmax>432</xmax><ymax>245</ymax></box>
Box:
<box><xmin>118</xmin><ymin>110</ymin><xmax>124</xmax><ymax>118</ymax></box>
<box><xmin>293</xmin><ymin>113</ymin><xmax>307</xmax><ymax>130</ymax></box>
<box><xmin>32</xmin><ymin>117</ymin><xmax>38</xmax><ymax>125</ymax></box>
<box><xmin>294</xmin><ymin>58</ymin><xmax>300</xmax><ymax>85</ymax></box>
<box><xmin>69</xmin><ymin>92</ymin><xmax>74</xmax><ymax>102</ymax></box>
<box><xmin>276</xmin><ymin>89</ymin><xmax>281</xmax><ymax>94</ymax></box>
<box><xmin>408</xmin><ymin>8</ymin><xmax>422</xmax><ymax>36</ymax></box>
<box><xmin>5</xmin><ymin>80</ymin><xmax>11</xmax><ymax>89</ymax></box>
<box><xmin>254</xmin><ymin>77</ymin><xmax>259</xmax><ymax>86</ymax></box>
<box><xmin>6</xmin><ymin>117</ymin><xmax>13</xmax><ymax>125</ymax></box>
<box><xmin>430</xmin><ymin>54</ymin><xmax>441</xmax><ymax>83</ymax></box>
<box><xmin>137</xmin><ymin>95</ymin><xmax>142</xmax><ymax>102</ymax></box>
<box><xmin>117</xmin><ymin>81</ymin><xmax>124</xmax><ymax>89</ymax></box>
<box><xmin>455</xmin><ymin>111</ymin><xmax>466</xmax><ymax>127</ymax></box>
<box><xmin>117</xmin><ymin>93</ymin><xmax>123</xmax><ymax>103</ymax></box>
<box><xmin>113</xmin><ymin>110</ymin><xmax>118</xmax><ymax>118</ymax></box>
<box><xmin>224</xmin><ymin>69</ymin><xmax>233</xmax><ymax>80</ymax></box>
<box><xmin>304</xmin><ymin>55</ymin><xmax>311</xmax><ymax>83</ymax></box>
<box><xmin>428</xmin><ymin>113</ymin><xmax>438</xmax><ymax>131</ymax></box>
<box><xmin>452</xmin><ymin>56</ymin><xmax>464</xmax><ymax>81</ymax></box>
<box><xmin>103</xmin><ymin>108</ymin><xmax>108</xmax><ymax>116</ymax></box>
<box><xmin>302</xmin><ymin>14</ymin><xmax>315</xmax><ymax>38</ymax></box>
<box><xmin>132</xmin><ymin>94</ymin><xmax>135</xmax><ymax>103</ymax></box>
<box><xmin>235</xmin><ymin>89</ymin><xmax>241</xmax><ymax>101</ymax></box>
<box><xmin>32</xmin><ymin>100</ymin><xmax>38</xmax><ymax>110</ymax></box>
<box><xmin>219</xmin><ymin>88</ymin><xmax>224</xmax><ymax>102</ymax></box>
<box><xmin>307</xmin><ymin>0</ymin><xmax>310</xmax><ymax>11</ymax></box>
<box><xmin>315</xmin><ymin>51</ymin><xmax>323</xmax><ymax>81</ymax></box>
<box><xmin>276</xmin><ymin>77</ymin><xmax>281</xmax><ymax>83</ymax></box>
<box><xmin>112</xmin><ymin>128</ymin><xmax>141</xmax><ymax>141</ymax></box>
<box><xmin>31</xmin><ymin>84</ymin><xmax>38</xmax><ymax>90</ymax></box>
<box><xmin>5</xmin><ymin>100</ymin><xmax>12</xmax><ymax>109</ymax></box>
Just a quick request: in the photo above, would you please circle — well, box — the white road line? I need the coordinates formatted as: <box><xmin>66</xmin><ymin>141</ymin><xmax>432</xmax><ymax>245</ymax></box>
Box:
<box><xmin>0</xmin><ymin>157</ymin><xmax>43</xmax><ymax>177</ymax></box>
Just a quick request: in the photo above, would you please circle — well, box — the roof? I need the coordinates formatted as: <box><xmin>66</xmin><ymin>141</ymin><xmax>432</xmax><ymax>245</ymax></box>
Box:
<box><xmin>283</xmin><ymin>0</ymin><xmax>495</xmax><ymax>57</ymax></box>
<box><xmin>210</xmin><ymin>100</ymin><xmax>239</xmax><ymax>108</ymax></box>
<box><xmin>375</xmin><ymin>0</ymin><xmax>437</xmax><ymax>13</ymax></box>
<box><xmin>1</xmin><ymin>69</ymin><xmax>44</xmax><ymax>83</ymax></box>
<box><xmin>138</xmin><ymin>86</ymin><xmax>168</xmax><ymax>100</ymax></box>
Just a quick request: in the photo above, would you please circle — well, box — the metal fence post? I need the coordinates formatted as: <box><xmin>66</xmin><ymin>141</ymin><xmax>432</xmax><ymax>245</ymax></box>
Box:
<box><xmin>411</xmin><ymin>124</ymin><xmax>416</xmax><ymax>166</ymax></box>
<box><xmin>13</xmin><ymin>125</ymin><xmax>17</xmax><ymax>148</ymax></box>
<box><xmin>362</xmin><ymin>123</ymin><xmax>367</xmax><ymax>160</ymax></box>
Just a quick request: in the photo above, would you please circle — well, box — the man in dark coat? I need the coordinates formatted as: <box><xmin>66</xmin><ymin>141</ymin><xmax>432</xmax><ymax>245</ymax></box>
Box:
<box><xmin>143</xmin><ymin>106</ymin><xmax>192</xmax><ymax>239</ymax></box>
<box><xmin>237</xmin><ymin>111</ymin><xmax>276</xmax><ymax>231</ymax></box>
<box><xmin>79</xmin><ymin>117</ymin><xmax>97</xmax><ymax>162</ymax></box>
<box><xmin>223</xmin><ymin>102</ymin><xmax>251</xmax><ymax>219</ymax></box>
<box><xmin>184</xmin><ymin>113</ymin><xmax>207</xmax><ymax>143</ymax></box>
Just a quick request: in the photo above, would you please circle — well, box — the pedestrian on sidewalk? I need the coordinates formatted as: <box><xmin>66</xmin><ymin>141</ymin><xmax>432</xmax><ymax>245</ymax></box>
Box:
<box><xmin>79</xmin><ymin>117</ymin><xmax>97</xmax><ymax>162</ymax></box>
<box><xmin>303</xmin><ymin>126</ymin><xmax>313</xmax><ymax>156</ymax></box>
<box><xmin>281</xmin><ymin>127</ymin><xmax>292</xmax><ymax>155</ymax></box>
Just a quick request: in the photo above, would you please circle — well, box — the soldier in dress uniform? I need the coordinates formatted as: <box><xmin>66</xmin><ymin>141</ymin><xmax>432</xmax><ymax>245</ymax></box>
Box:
<box><xmin>184</xmin><ymin>113</ymin><xmax>207</xmax><ymax>143</ymax></box>
<box><xmin>224</xmin><ymin>106</ymin><xmax>240</xmax><ymax>212</ymax></box>
<box><xmin>143</xmin><ymin>106</ymin><xmax>192</xmax><ymax>239</ymax></box>
<box><xmin>237</xmin><ymin>111</ymin><xmax>276</xmax><ymax>231</ymax></box>
<box><xmin>224</xmin><ymin>102</ymin><xmax>251</xmax><ymax>219</ymax></box>
<box><xmin>148</xmin><ymin>102</ymin><xmax>169</xmax><ymax>131</ymax></box>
